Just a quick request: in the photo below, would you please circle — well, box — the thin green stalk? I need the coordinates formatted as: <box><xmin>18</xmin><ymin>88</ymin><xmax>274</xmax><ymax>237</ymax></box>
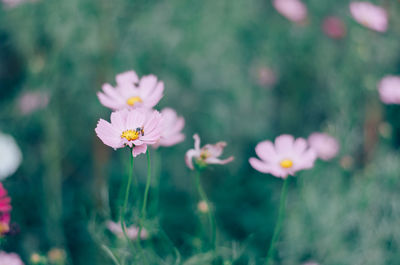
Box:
<box><xmin>194</xmin><ymin>170</ymin><xmax>217</xmax><ymax>251</ymax></box>
<box><xmin>137</xmin><ymin>150</ymin><xmax>152</xmax><ymax>247</ymax></box>
<box><xmin>265</xmin><ymin>177</ymin><xmax>290</xmax><ymax>265</ymax></box>
<box><xmin>119</xmin><ymin>153</ymin><xmax>136</xmax><ymax>255</ymax></box>
<box><xmin>101</xmin><ymin>244</ymin><xmax>122</xmax><ymax>265</ymax></box>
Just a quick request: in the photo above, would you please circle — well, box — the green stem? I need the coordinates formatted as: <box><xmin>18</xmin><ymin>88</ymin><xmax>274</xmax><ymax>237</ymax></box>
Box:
<box><xmin>137</xmin><ymin>150</ymin><xmax>152</xmax><ymax>247</ymax></box>
<box><xmin>119</xmin><ymin>153</ymin><xmax>136</xmax><ymax>255</ymax></box>
<box><xmin>265</xmin><ymin>177</ymin><xmax>290</xmax><ymax>265</ymax></box>
<box><xmin>194</xmin><ymin>170</ymin><xmax>217</xmax><ymax>251</ymax></box>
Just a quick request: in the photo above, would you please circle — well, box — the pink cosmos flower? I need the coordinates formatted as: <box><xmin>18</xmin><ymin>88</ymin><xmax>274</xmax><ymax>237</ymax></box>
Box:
<box><xmin>249</xmin><ymin>134</ymin><xmax>316</xmax><ymax>178</ymax></box>
<box><xmin>272</xmin><ymin>0</ymin><xmax>307</xmax><ymax>23</ymax></box>
<box><xmin>185</xmin><ymin>134</ymin><xmax>234</xmax><ymax>170</ymax></box>
<box><xmin>0</xmin><ymin>252</ymin><xmax>24</xmax><ymax>265</ymax></box>
<box><xmin>0</xmin><ymin>183</ymin><xmax>11</xmax><ymax>236</ymax></box>
<box><xmin>97</xmin><ymin>70</ymin><xmax>164</xmax><ymax>111</ymax></box>
<box><xmin>107</xmin><ymin>221</ymin><xmax>148</xmax><ymax>240</ymax></box>
<box><xmin>153</xmin><ymin>108</ymin><xmax>185</xmax><ymax>148</ymax></box>
<box><xmin>322</xmin><ymin>16</ymin><xmax>346</xmax><ymax>39</ymax></box>
<box><xmin>349</xmin><ymin>2</ymin><xmax>388</xmax><ymax>32</ymax></box>
<box><xmin>95</xmin><ymin>108</ymin><xmax>162</xmax><ymax>157</ymax></box>
<box><xmin>17</xmin><ymin>91</ymin><xmax>49</xmax><ymax>115</ymax></box>
<box><xmin>378</xmin><ymin>76</ymin><xmax>400</xmax><ymax>104</ymax></box>
<box><xmin>308</xmin><ymin>133</ymin><xmax>340</xmax><ymax>161</ymax></box>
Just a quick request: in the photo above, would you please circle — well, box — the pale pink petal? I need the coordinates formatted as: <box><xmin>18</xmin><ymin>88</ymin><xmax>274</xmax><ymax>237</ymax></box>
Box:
<box><xmin>293</xmin><ymin>137</ymin><xmax>307</xmax><ymax>154</ymax></box>
<box><xmin>185</xmin><ymin>149</ymin><xmax>199</xmax><ymax>170</ymax></box>
<box><xmin>350</xmin><ymin>2</ymin><xmax>388</xmax><ymax>32</ymax></box>
<box><xmin>193</xmin><ymin>134</ymin><xmax>201</xmax><ymax>151</ymax></box>
<box><xmin>275</xmin><ymin>134</ymin><xmax>295</xmax><ymax>154</ymax></box>
<box><xmin>132</xmin><ymin>144</ymin><xmax>147</xmax><ymax>157</ymax></box>
<box><xmin>255</xmin><ymin>140</ymin><xmax>277</xmax><ymax>162</ymax></box>
<box><xmin>95</xmin><ymin>119</ymin><xmax>123</xmax><ymax>149</ymax></box>
<box><xmin>206</xmin><ymin>156</ymin><xmax>234</xmax><ymax>165</ymax></box>
<box><xmin>204</xmin><ymin>142</ymin><xmax>226</xmax><ymax>157</ymax></box>
<box><xmin>116</xmin><ymin>71</ymin><xmax>139</xmax><ymax>86</ymax></box>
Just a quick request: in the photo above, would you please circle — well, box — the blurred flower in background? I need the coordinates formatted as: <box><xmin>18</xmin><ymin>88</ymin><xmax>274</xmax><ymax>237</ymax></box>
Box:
<box><xmin>249</xmin><ymin>135</ymin><xmax>316</xmax><ymax>178</ymax></box>
<box><xmin>255</xmin><ymin>66</ymin><xmax>278</xmax><ymax>88</ymax></box>
<box><xmin>378</xmin><ymin>75</ymin><xmax>400</xmax><ymax>104</ymax></box>
<box><xmin>152</xmin><ymin>108</ymin><xmax>185</xmax><ymax>148</ymax></box>
<box><xmin>322</xmin><ymin>16</ymin><xmax>346</xmax><ymax>39</ymax></box>
<box><xmin>302</xmin><ymin>262</ymin><xmax>319</xmax><ymax>265</ymax></box>
<box><xmin>0</xmin><ymin>251</ymin><xmax>24</xmax><ymax>265</ymax></box>
<box><xmin>272</xmin><ymin>0</ymin><xmax>307</xmax><ymax>23</ymax></box>
<box><xmin>95</xmin><ymin>109</ymin><xmax>162</xmax><ymax>157</ymax></box>
<box><xmin>0</xmin><ymin>132</ymin><xmax>22</xmax><ymax>180</ymax></box>
<box><xmin>107</xmin><ymin>221</ymin><xmax>148</xmax><ymax>240</ymax></box>
<box><xmin>185</xmin><ymin>134</ymin><xmax>234</xmax><ymax>170</ymax></box>
<box><xmin>47</xmin><ymin>248</ymin><xmax>66</xmax><ymax>264</ymax></box>
<box><xmin>17</xmin><ymin>91</ymin><xmax>49</xmax><ymax>116</ymax></box>
<box><xmin>1</xmin><ymin>0</ymin><xmax>26</xmax><ymax>8</ymax></box>
<box><xmin>308</xmin><ymin>132</ymin><xmax>340</xmax><ymax>161</ymax></box>
<box><xmin>97</xmin><ymin>70</ymin><xmax>164</xmax><ymax>111</ymax></box>
<box><xmin>197</xmin><ymin>200</ymin><xmax>209</xmax><ymax>213</ymax></box>
<box><xmin>349</xmin><ymin>2</ymin><xmax>388</xmax><ymax>32</ymax></box>
<box><xmin>0</xmin><ymin>183</ymin><xmax>11</xmax><ymax>236</ymax></box>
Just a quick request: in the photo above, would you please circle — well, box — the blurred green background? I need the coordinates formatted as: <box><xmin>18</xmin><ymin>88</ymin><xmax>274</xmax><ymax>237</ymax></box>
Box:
<box><xmin>1</xmin><ymin>0</ymin><xmax>400</xmax><ymax>264</ymax></box>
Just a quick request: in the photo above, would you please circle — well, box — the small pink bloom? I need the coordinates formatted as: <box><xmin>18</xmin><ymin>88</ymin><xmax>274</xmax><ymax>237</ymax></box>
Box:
<box><xmin>107</xmin><ymin>221</ymin><xmax>148</xmax><ymax>240</ymax></box>
<box><xmin>257</xmin><ymin>67</ymin><xmax>278</xmax><ymax>87</ymax></box>
<box><xmin>153</xmin><ymin>108</ymin><xmax>185</xmax><ymax>148</ymax></box>
<box><xmin>350</xmin><ymin>2</ymin><xmax>388</xmax><ymax>32</ymax></box>
<box><xmin>322</xmin><ymin>16</ymin><xmax>346</xmax><ymax>39</ymax></box>
<box><xmin>2</xmin><ymin>0</ymin><xmax>26</xmax><ymax>8</ymax></box>
<box><xmin>185</xmin><ymin>134</ymin><xmax>234</xmax><ymax>170</ymax></box>
<box><xmin>97</xmin><ymin>70</ymin><xmax>164</xmax><ymax>111</ymax></box>
<box><xmin>0</xmin><ymin>252</ymin><xmax>24</xmax><ymax>265</ymax></box>
<box><xmin>308</xmin><ymin>133</ymin><xmax>339</xmax><ymax>161</ymax></box>
<box><xmin>378</xmin><ymin>75</ymin><xmax>400</xmax><ymax>104</ymax></box>
<box><xmin>272</xmin><ymin>0</ymin><xmax>307</xmax><ymax>23</ymax></box>
<box><xmin>0</xmin><ymin>183</ymin><xmax>11</xmax><ymax>236</ymax></box>
<box><xmin>17</xmin><ymin>91</ymin><xmax>49</xmax><ymax>115</ymax></box>
<box><xmin>95</xmin><ymin>109</ymin><xmax>162</xmax><ymax>157</ymax></box>
<box><xmin>249</xmin><ymin>134</ymin><xmax>316</xmax><ymax>178</ymax></box>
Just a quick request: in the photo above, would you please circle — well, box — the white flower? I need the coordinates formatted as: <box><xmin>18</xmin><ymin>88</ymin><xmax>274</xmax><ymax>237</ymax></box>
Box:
<box><xmin>0</xmin><ymin>132</ymin><xmax>22</xmax><ymax>180</ymax></box>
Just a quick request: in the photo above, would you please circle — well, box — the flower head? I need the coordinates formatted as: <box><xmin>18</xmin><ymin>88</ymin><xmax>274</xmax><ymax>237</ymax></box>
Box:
<box><xmin>350</xmin><ymin>2</ymin><xmax>388</xmax><ymax>32</ymax></box>
<box><xmin>107</xmin><ymin>221</ymin><xmax>148</xmax><ymax>240</ymax></box>
<box><xmin>0</xmin><ymin>132</ymin><xmax>22</xmax><ymax>180</ymax></box>
<box><xmin>153</xmin><ymin>108</ymin><xmax>185</xmax><ymax>148</ymax></box>
<box><xmin>322</xmin><ymin>16</ymin><xmax>346</xmax><ymax>39</ymax></box>
<box><xmin>0</xmin><ymin>183</ymin><xmax>11</xmax><ymax>236</ymax></box>
<box><xmin>0</xmin><ymin>252</ymin><xmax>24</xmax><ymax>265</ymax></box>
<box><xmin>378</xmin><ymin>76</ymin><xmax>400</xmax><ymax>104</ymax></box>
<box><xmin>17</xmin><ymin>91</ymin><xmax>49</xmax><ymax>115</ymax></box>
<box><xmin>97</xmin><ymin>70</ymin><xmax>164</xmax><ymax>111</ymax></box>
<box><xmin>95</xmin><ymin>108</ymin><xmax>162</xmax><ymax>157</ymax></box>
<box><xmin>273</xmin><ymin>0</ymin><xmax>307</xmax><ymax>23</ymax></box>
<box><xmin>308</xmin><ymin>133</ymin><xmax>339</xmax><ymax>161</ymax></box>
<box><xmin>249</xmin><ymin>134</ymin><xmax>316</xmax><ymax>178</ymax></box>
<box><xmin>185</xmin><ymin>134</ymin><xmax>234</xmax><ymax>170</ymax></box>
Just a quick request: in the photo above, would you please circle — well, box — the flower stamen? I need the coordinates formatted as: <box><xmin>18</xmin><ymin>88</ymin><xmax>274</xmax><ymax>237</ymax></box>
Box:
<box><xmin>121</xmin><ymin>130</ymin><xmax>140</xmax><ymax>141</ymax></box>
<box><xmin>280</xmin><ymin>159</ymin><xmax>293</xmax><ymax>169</ymax></box>
<box><xmin>126</xmin><ymin>96</ymin><xmax>143</xmax><ymax>106</ymax></box>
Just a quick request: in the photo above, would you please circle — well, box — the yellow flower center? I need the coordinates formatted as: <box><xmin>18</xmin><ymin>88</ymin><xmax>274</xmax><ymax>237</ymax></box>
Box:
<box><xmin>200</xmin><ymin>150</ymin><xmax>211</xmax><ymax>160</ymax></box>
<box><xmin>0</xmin><ymin>222</ymin><xmax>9</xmax><ymax>235</ymax></box>
<box><xmin>126</xmin><ymin>96</ymin><xmax>143</xmax><ymax>106</ymax></box>
<box><xmin>280</xmin><ymin>159</ymin><xmax>293</xmax><ymax>169</ymax></box>
<box><xmin>121</xmin><ymin>130</ymin><xmax>140</xmax><ymax>141</ymax></box>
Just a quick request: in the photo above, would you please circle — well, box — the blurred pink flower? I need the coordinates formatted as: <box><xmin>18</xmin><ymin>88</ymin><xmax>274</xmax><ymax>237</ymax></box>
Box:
<box><xmin>378</xmin><ymin>75</ymin><xmax>400</xmax><ymax>104</ymax></box>
<box><xmin>97</xmin><ymin>70</ymin><xmax>164</xmax><ymax>111</ymax></box>
<box><xmin>2</xmin><ymin>0</ymin><xmax>26</xmax><ymax>8</ymax></box>
<box><xmin>322</xmin><ymin>16</ymin><xmax>346</xmax><ymax>39</ymax></box>
<box><xmin>249</xmin><ymin>134</ymin><xmax>316</xmax><ymax>178</ymax></box>
<box><xmin>0</xmin><ymin>183</ymin><xmax>11</xmax><ymax>236</ymax></box>
<box><xmin>153</xmin><ymin>108</ymin><xmax>185</xmax><ymax>148</ymax></box>
<box><xmin>257</xmin><ymin>67</ymin><xmax>278</xmax><ymax>87</ymax></box>
<box><xmin>349</xmin><ymin>2</ymin><xmax>388</xmax><ymax>32</ymax></box>
<box><xmin>17</xmin><ymin>91</ymin><xmax>49</xmax><ymax>115</ymax></box>
<box><xmin>308</xmin><ymin>133</ymin><xmax>339</xmax><ymax>161</ymax></box>
<box><xmin>185</xmin><ymin>134</ymin><xmax>234</xmax><ymax>170</ymax></box>
<box><xmin>95</xmin><ymin>109</ymin><xmax>162</xmax><ymax>157</ymax></box>
<box><xmin>272</xmin><ymin>0</ymin><xmax>307</xmax><ymax>23</ymax></box>
<box><xmin>107</xmin><ymin>221</ymin><xmax>148</xmax><ymax>240</ymax></box>
<box><xmin>0</xmin><ymin>252</ymin><xmax>24</xmax><ymax>265</ymax></box>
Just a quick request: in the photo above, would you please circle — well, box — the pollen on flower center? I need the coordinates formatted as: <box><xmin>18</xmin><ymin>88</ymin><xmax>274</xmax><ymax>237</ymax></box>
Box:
<box><xmin>126</xmin><ymin>96</ymin><xmax>143</xmax><ymax>106</ymax></box>
<box><xmin>121</xmin><ymin>130</ymin><xmax>140</xmax><ymax>141</ymax></box>
<box><xmin>0</xmin><ymin>222</ymin><xmax>9</xmax><ymax>235</ymax></box>
<box><xmin>200</xmin><ymin>150</ymin><xmax>211</xmax><ymax>160</ymax></box>
<box><xmin>280</xmin><ymin>159</ymin><xmax>293</xmax><ymax>169</ymax></box>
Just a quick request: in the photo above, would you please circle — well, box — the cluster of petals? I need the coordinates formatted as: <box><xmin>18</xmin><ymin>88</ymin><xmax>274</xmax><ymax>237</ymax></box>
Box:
<box><xmin>0</xmin><ymin>252</ymin><xmax>24</xmax><ymax>265</ymax></box>
<box><xmin>0</xmin><ymin>132</ymin><xmax>22</xmax><ymax>180</ymax></box>
<box><xmin>95</xmin><ymin>108</ymin><xmax>162</xmax><ymax>157</ymax></box>
<box><xmin>308</xmin><ymin>133</ymin><xmax>340</xmax><ymax>161</ymax></box>
<box><xmin>272</xmin><ymin>0</ymin><xmax>307</xmax><ymax>23</ymax></box>
<box><xmin>378</xmin><ymin>76</ymin><xmax>400</xmax><ymax>104</ymax></box>
<box><xmin>97</xmin><ymin>71</ymin><xmax>164</xmax><ymax>111</ymax></box>
<box><xmin>249</xmin><ymin>134</ymin><xmax>316</xmax><ymax>178</ymax></box>
<box><xmin>153</xmin><ymin>108</ymin><xmax>185</xmax><ymax>148</ymax></box>
<box><xmin>349</xmin><ymin>2</ymin><xmax>388</xmax><ymax>32</ymax></box>
<box><xmin>185</xmin><ymin>134</ymin><xmax>234</xmax><ymax>170</ymax></box>
<box><xmin>0</xmin><ymin>183</ymin><xmax>11</xmax><ymax>236</ymax></box>
<box><xmin>107</xmin><ymin>221</ymin><xmax>148</xmax><ymax>240</ymax></box>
